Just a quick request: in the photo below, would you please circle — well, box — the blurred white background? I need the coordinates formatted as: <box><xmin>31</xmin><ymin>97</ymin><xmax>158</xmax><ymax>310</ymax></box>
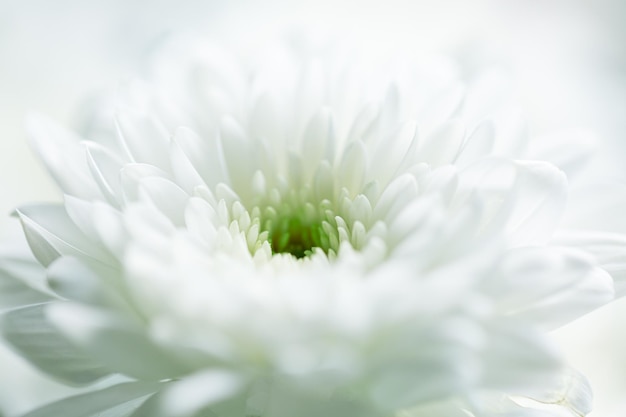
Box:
<box><xmin>0</xmin><ymin>0</ymin><xmax>625</xmax><ymax>415</ymax></box>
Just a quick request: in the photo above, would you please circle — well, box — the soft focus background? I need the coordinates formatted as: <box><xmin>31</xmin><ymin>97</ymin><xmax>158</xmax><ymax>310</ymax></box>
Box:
<box><xmin>0</xmin><ymin>0</ymin><xmax>625</xmax><ymax>415</ymax></box>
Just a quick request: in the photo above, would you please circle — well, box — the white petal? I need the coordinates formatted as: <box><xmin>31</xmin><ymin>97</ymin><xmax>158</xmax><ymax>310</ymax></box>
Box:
<box><xmin>85</xmin><ymin>141</ymin><xmax>126</xmax><ymax>206</ymax></box>
<box><xmin>528</xmin><ymin>368</ymin><xmax>592</xmax><ymax>417</ymax></box>
<box><xmin>552</xmin><ymin>230</ymin><xmax>626</xmax><ymax>297</ymax></box>
<box><xmin>47</xmin><ymin>257</ymin><xmax>127</xmax><ymax>311</ymax></box>
<box><xmin>2</xmin><ymin>303</ymin><xmax>110</xmax><ymax>385</ymax></box>
<box><xmin>220</xmin><ymin>116</ymin><xmax>256</xmax><ymax>195</ymax></box>
<box><xmin>131</xmin><ymin>370</ymin><xmax>244</xmax><ymax>417</ymax></box>
<box><xmin>120</xmin><ymin>163</ymin><xmax>171</xmax><ymax>204</ymax></box>
<box><xmin>115</xmin><ymin>109</ymin><xmax>171</xmax><ymax>169</ymax></box>
<box><xmin>15</xmin><ymin>204</ymin><xmax>113</xmax><ymax>266</ymax></box>
<box><xmin>0</xmin><ymin>264</ymin><xmax>52</xmax><ymax>312</ymax></box>
<box><xmin>418</xmin><ymin>120</ymin><xmax>465</xmax><ymax>166</ymax></box>
<box><xmin>48</xmin><ymin>303</ymin><xmax>195</xmax><ymax>381</ymax></box>
<box><xmin>373</xmin><ymin>174</ymin><xmax>419</xmax><ymax>221</ymax></box>
<box><xmin>461</xmin><ymin>159</ymin><xmax>568</xmax><ymax>247</ymax></box>
<box><xmin>172</xmin><ymin>126</ymin><xmax>227</xmax><ymax>189</ymax></box>
<box><xmin>22</xmin><ymin>381</ymin><xmax>163</xmax><ymax>417</ymax></box>
<box><xmin>185</xmin><ymin>197</ymin><xmax>219</xmax><ymax>246</ymax></box>
<box><xmin>505</xmin><ymin>161</ymin><xmax>568</xmax><ymax>246</ymax></box>
<box><xmin>491</xmin><ymin>247</ymin><xmax>614</xmax><ymax>328</ymax></box>
<box><xmin>301</xmin><ymin>108</ymin><xmax>336</xmax><ymax>178</ymax></box>
<box><xmin>137</xmin><ymin>177</ymin><xmax>190</xmax><ymax>227</ymax></box>
<box><xmin>338</xmin><ymin>140</ymin><xmax>368</xmax><ymax>196</ymax></box>
<box><xmin>0</xmin><ymin>241</ymin><xmax>54</xmax><ymax>295</ymax></box>
<box><xmin>26</xmin><ymin>113</ymin><xmax>102</xmax><ymax>199</ymax></box>
<box><xmin>169</xmin><ymin>131</ymin><xmax>207</xmax><ymax>194</ymax></box>
<box><xmin>481</xmin><ymin>322</ymin><xmax>563</xmax><ymax>395</ymax></box>
<box><xmin>455</xmin><ymin>120</ymin><xmax>495</xmax><ymax>167</ymax></box>
<box><xmin>417</xmin><ymin>82</ymin><xmax>465</xmax><ymax>132</ymax></box>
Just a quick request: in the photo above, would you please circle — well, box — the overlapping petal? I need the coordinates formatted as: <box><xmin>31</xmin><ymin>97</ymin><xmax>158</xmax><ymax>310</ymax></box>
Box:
<box><xmin>2</xmin><ymin>38</ymin><xmax>623</xmax><ymax>417</ymax></box>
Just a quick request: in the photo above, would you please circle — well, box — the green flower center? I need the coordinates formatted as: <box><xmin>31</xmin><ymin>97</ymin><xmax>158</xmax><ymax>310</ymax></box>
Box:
<box><xmin>260</xmin><ymin>199</ymin><xmax>340</xmax><ymax>259</ymax></box>
<box><xmin>268</xmin><ymin>216</ymin><xmax>329</xmax><ymax>259</ymax></box>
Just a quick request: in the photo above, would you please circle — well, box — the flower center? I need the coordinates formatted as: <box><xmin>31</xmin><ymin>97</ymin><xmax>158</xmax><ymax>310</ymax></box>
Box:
<box><xmin>259</xmin><ymin>199</ymin><xmax>341</xmax><ymax>259</ymax></box>
<box><xmin>233</xmin><ymin>171</ymin><xmax>375</xmax><ymax>262</ymax></box>
<box><xmin>268</xmin><ymin>216</ymin><xmax>327</xmax><ymax>259</ymax></box>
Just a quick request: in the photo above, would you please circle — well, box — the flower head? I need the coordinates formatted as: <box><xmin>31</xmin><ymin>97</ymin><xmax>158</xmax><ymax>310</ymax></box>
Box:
<box><xmin>2</xmin><ymin>37</ymin><xmax>623</xmax><ymax>417</ymax></box>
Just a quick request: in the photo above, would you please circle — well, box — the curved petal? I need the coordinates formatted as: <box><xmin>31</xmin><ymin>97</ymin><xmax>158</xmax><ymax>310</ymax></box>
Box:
<box><xmin>48</xmin><ymin>303</ymin><xmax>198</xmax><ymax>381</ymax></box>
<box><xmin>22</xmin><ymin>381</ymin><xmax>163</xmax><ymax>417</ymax></box>
<box><xmin>15</xmin><ymin>204</ymin><xmax>114</xmax><ymax>266</ymax></box>
<box><xmin>488</xmin><ymin>247</ymin><xmax>614</xmax><ymax>328</ymax></box>
<box><xmin>129</xmin><ymin>370</ymin><xmax>244</xmax><ymax>417</ymax></box>
<box><xmin>25</xmin><ymin>113</ymin><xmax>102</xmax><ymax>199</ymax></box>
<box><xmin>2</xmin><ymin>303</ymin><xmax>111</xmax><ymax>385</ymax></box>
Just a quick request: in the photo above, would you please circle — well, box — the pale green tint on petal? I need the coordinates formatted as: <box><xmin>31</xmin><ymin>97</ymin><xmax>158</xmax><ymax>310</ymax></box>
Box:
<box><xmin>480</xmin><ymin>395</ymin><xmax>570</xmax><ymax>417</ymax></box>
<box><xmin>47</xmin><ymin>303</ymin><xmax>197</xmax><ymax>381</ymax></box>
<box><xmin>129</xmin><ymin>370</ymin><xmax>244</xmax><ymax>417</ymax></box>
<box><xmin>1</xmin><ymin>303</ymin><xmax>111</xmax><ymax>385</ymax></box>
<box><xmin>0</xmin><ymin>268</ymin><xmax>51</xmax><ymax>311</ymax></box>
<box><xmin>15</xmin><ymin>204</ymin><xmax>114</xmax><ymax>266</ymax></box>
<box><xmin>241</xmin><ymin>377</ymin><xmax>383</xmax><ymax>417</ymax></box>
<box><xmin>0</xmin><ymin>246</ymin><xmax>55</xmax><ymax>311</ymax></box>
<box><xmin>481</xmin><ymin>323</ymin><xmax>563</xmax><ymax>396</ymax></box>
<box><xmin>7</xmin><ymin>38</ymin><xmax>624</xmax><ymax>417</ymax></box>
<box><xmin>22</xmin><ymin>381</ymin><xmax>163</xmax><ymax>417</ymax></box>
<box><xmin>398</xmin><ymin>400</ymin><xmax>473</xmax><ymax>417</ymax></box>
<box><xmin>398</xmin><ymin>394</ymin><xmax>576</xmax><ymax>417</ymax></box>
<box><xmin>46</xmin><ymin>257</ymin><xmax>135</xmax><ymax>316</ymax></box>
<box><xmin>522</xmin><ymin>368</ymin><xmax>592</xmax><ymax>417</ymax></box>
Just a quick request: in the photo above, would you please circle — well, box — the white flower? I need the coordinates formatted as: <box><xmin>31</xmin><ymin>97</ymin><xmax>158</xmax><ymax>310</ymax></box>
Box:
<box><xmin>2</xmin><ymin>37</ymin><xmax>623</xmax><ymax>417</ymax></box>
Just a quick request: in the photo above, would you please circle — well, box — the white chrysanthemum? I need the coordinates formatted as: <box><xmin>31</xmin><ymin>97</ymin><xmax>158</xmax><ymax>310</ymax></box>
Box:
<box><xmin>2</xmin><ymin>38</ymin><xmax>624</xmax><ymax>417</ymax></box>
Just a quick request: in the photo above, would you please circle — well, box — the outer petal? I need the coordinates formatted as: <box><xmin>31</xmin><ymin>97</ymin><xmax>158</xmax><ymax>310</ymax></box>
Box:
<box><xmin>15</xmin><ymin>204</ymin><xmax>114</xmax><ymax>266</ymax></box>
<box><xmin>21</xmin><ymin>381</ymin><xmax>164</xmax><ymax>417</ymax></box>
<box><xmin>485</xmin><ymin>247</ymin><xmax>614</xmax><ymax>328</ymax></box>
<box><xmin>553</xmin><ymin>230</ymin><xmax>626</xmax><ymax>297</ymax></box>
<box><xmin>47</xmin><ymin>303</ymin><xmax>200</xmax><ymax>381</ymax></box>
<box><xmin>2</xmin><ymin>303</ymin><xmax>111</xmax><ymax>385</ymax></box>
<box><xmin>26</xmin><ymin>114</ymin><xmax>101</xmax><ymax>199</ymax></box>
<box><xmin>129</xmin><ymin>370</ymin><xmax>244</xmax><ymax>417</ymax></box>
<box><xmin>0</xmin><ymin>242</ymin><xmax>55</xmax><ymax>311</ymax></box>
<box><xmin>459</xmin><ymin>158</ymin><xmax>567</xmax><ymax>247</ymax></box>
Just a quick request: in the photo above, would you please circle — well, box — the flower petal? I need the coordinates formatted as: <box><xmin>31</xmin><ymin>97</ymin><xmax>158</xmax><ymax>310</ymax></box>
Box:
<box><xmin>129</xmin><ymin>370</ymin><xmax>244</xmax><ymax>417</ymax></box>
<box><xmin>22</xmin><ymin>381</ymin><xmax>163</xmax><ymax>417</ymax></box>
<box><xmin>25</xmin><ymin>113</ymin><xmax>101</xmax><ymax>199</ymax></box>
<box><xmin>15</xmin><ymin>204</ymin><xmax>114</xmax><ymax>266</ymax></box>
<box><xmin>2</xmin><ymin>303</ymin><xmax>111</xmax><ymax>385</ymax></box>
<box><xmin>48</xmin><ymin>303</ymin><xmax>197</xmax><ymax>381</ymax></box>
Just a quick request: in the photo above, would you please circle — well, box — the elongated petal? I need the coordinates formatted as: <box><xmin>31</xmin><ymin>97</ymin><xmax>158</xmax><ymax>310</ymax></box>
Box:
<box><xmin>48</xmin><ymin>303</ymin><xmax>196</xmax><ymax>381</ymax></box>
<box><xmin>22</xmin><ymin>381</ymin><xmax>164</xmax><ymax>417</ymax></box>
<box><xmin>15</xmin><ymin>204</ymin><xmax>114</xmax><ymax>266</ymax></box>
<box><xmin>130</xmin><ymin>370</ymin><xmax>244</xmax><ymax>417</ymax></box>
<box><xmin>2</xmin><ymin>303</ymin><xmax>111</xmax><ymax>385</ymax></box>
<box><xmin>489</xmin><ymin>247</ymin><xmax>614</xmax><ymax>328</ymax></box>
<box><xmin>26</xmin><ymin>114</ymin><xmax>101</xmax><ymax>199</ymax></box>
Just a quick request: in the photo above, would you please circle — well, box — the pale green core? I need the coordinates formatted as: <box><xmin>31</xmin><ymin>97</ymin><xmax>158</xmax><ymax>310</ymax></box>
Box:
<box><xmin>259</xmin><ymin>199</ymin><xmax>340</xmax><ymax>259</ymax></box>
